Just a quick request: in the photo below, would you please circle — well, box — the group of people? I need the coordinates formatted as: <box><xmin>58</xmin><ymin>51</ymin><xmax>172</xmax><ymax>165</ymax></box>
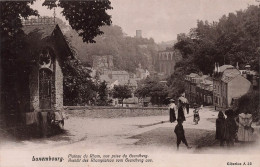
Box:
<box><xmin>216</xmin><ymin>109</ymin><xmax>254</xmax><ymax>146</ymax></box>
<box><xmin>168</xmin><ymin>98</ymin><xmax>194</xmax><ymax>150</ymax></box>
<box><xmin>168</xmin><ymin>97</ymin><xmax>255</xmax><ymax>150</ymax></box>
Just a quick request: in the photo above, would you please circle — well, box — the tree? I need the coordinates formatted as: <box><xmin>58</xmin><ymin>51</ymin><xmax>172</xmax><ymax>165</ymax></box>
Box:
<box><xmin>135</xmin><ymin>77</ymin><xmax>169</xmax><ymax>106</ymax></box>
<box><xmin>168</xmin><ymin>5</ymin><xmax>260</xmax><ymax>98</ymax></box>
<box><xmin>112</xmin><ymin>85</ymin><xmax>132</xmax><ymax>106</ymax></box>
<box><xmin>0</xmin><ymin>1</ymin><xmax>38</xmax><ymax>60</ymax></box>
<box><xmin>1</xmin><ymin>0</ymin><xmax>113</xmax><ymax>61</ymax></box>
<box><xmin>63</xmin><ymin>58</ymin><xmax>97</xmax><ymax>106</ymax></box>
<box><xmin>43</xmin><ymin>0</ymin><xmax>113</xmax><ymax>43</ymax></box>
<box><xmin>96</xmin><ymin>81</ymin><xmax>109</xmax><ymax>106</ymax></box>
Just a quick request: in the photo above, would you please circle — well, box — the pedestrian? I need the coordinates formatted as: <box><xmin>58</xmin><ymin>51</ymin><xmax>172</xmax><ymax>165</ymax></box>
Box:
<box><xmin>224</xmin><ymin>109</ymin><xmax>237</xmax><ymax>146</ymax></box>
<box><xmin>169</xmin><ymin>99</ymin><xmax>176</xmax><ymax>123</ymax></box>
<box><xmin>186</xmin><ymin>103</ymin><xmax>190</xmax><ymax>115</ymax></box>
<box><xmin>216</xmin><ymin>111</ymin><xmax>225</xmax><ymax>146</ymax></box>
<box><xmin>174</xmin><ymin>118</ymin><xmax>192</xmax><ymax>150</ymax></box>
<box><xmin>236</xmin><ymin>112</ymin><xmax>254</xmax><ymax>142</ymax></box>
<box><xmin>193</xmin><ymin>103</ymin><xmax>200</xmax><ymax>125</ymax></box>
<box><xmin>177</xmin><ymin>100</ymin><xmax>186</xmax><ymax>122</ymax></box>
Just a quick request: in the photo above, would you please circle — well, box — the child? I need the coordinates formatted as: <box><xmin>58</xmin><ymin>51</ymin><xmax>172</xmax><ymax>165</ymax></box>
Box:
<box><xmin>169</xmin><ymin>99</ymin><xmax>176</xmax><ymax>123</ymax></box>
<box><xmin>193</xmin><ymin>103</ymin><xmax>200</xmax><ymax>125</ymax></box>
<box><xmin>174</xmin><ymin>119</ymin><xmax>192</xmax><ymax>150</ymax></box>
<box><xmin>215</xmin><ymin>111</ymin><xmax>225</xmax><ymax>146</ymax></box>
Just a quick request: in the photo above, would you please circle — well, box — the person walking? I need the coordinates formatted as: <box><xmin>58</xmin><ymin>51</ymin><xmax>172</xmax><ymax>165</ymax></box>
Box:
<box><xmin>216</xmin><ymin>111</ymin><xmax>225</xmax><ymax>146</ymax></box>
<box><xmin>174</xmin><ymin>119</ymin><xmax>192</xmax><ymax>150</ymax></box>
<box><xmin>169</xmin><ymin>99</ymin><xmax>176</xmax><ymax>123</ymax></box>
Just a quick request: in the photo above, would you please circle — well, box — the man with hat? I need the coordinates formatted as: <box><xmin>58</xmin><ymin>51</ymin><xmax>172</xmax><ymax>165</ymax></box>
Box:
<box><xmin>169</xmin><ymin>99</ymin><xmax>176</xmax><ymax>123</ymax></box>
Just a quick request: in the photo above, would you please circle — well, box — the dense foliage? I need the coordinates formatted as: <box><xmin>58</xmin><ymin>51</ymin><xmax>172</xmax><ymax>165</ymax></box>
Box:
<box><xmin>96</xmin><ymin>81</ymin><xmax>110</xmax><ymax>106</ymax></box>
<box><xmin>66</xmin><ymin>25</ymin><xmax>158</xmax><ymax>73</ymax></box>
<box><xmin>112</xmin><ymin>85</ymin><xmax>132</xmax><ymax>106</ymax></box>
<box><xmin>235</xmin><ymin>91</ymin><xmax>259</xmax><ymax>121</ymax></box>
<box><xmin>43</xmin><ymin>0</ymin><xmax>112</xmax><ymax>43</ymax></box>
<box><xmin>0</xmin><ymin>1</ymin><xmax>38</xmax><ymax>60</ymax></box>
<box><xmin>168</xmin><ymin>5</ymin><xmax>260</xmax><ymax>98</ymax></box>
<box><xmin>63</xmin><ymin>58</ymin><xmax>97</xmax><ymax>106</ymax></box>
<box><xmin>135</xmin><ymin>77</ymin><xmax>169</xmax><ymax>105</ymax></box>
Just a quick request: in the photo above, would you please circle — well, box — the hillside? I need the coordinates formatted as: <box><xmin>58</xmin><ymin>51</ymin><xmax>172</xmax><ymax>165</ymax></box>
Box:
<box><xmin>65</xmin><ymin>25</ymin><xmax>159</xmax><ymax>73</ymax></box>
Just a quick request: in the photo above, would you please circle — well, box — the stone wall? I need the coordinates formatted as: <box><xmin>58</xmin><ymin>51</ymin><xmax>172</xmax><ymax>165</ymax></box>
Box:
<box><xmin>65</xmin><ymin>106</ymin><xmax>168</xmax><ymax>118</ymax></box>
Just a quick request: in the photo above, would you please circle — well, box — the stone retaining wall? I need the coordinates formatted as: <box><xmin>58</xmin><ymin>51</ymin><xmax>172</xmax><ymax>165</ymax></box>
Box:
<box><xmin>64</xmin><ymin>106</ymin><xmax>168</xmax><ymax>118</ymax></box>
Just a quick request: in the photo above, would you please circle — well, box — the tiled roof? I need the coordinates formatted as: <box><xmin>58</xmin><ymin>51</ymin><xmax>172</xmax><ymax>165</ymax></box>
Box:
<box><xmin>221</xmin><ymin>68</ymin><xmax>241</xmax><ymax>83</ymax></box>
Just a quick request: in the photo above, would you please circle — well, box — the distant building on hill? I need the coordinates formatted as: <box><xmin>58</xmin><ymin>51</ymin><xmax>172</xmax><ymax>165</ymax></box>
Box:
<box><xmin>156</xmin><ymin>50</ymin><xmax>182</xmax><ymax>76</ymax></box>
<box><xmin>136</xmin><ymin>63</ymin><xmax>149</xmax><ymax>80</ymax></box>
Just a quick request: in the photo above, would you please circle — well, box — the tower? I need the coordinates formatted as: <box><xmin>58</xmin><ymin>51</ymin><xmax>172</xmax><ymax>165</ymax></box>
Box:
<box><xmin>136</xmin><ymin>30</ymin><xmax>142</xmax><ymax>38</ymax></box>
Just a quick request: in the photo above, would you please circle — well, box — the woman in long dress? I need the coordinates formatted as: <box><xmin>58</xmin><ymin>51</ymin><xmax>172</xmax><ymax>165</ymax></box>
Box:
<box><xmin>169</xmin><ymin>99</ymin><xmax>176</xmax><ymax>123</ymax></box>
<box><xmin>178</xmin><ymin>100</ymin><xmax>186</xmax><ymax>122</ymax></box>
<box><xmin>236</xmin><ymin>113</ymin><xmax>254</xmax><ymax>142</ymax></box>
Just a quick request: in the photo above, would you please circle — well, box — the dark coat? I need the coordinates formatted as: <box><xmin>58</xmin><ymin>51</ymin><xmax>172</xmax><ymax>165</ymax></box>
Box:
<box><xmin>224</xmin><ymin>117</ymin><xmax>237</xmax><ymax>140</ymax></box>
<box><xmin>170</xmin><ymin>108</ymin><xmax>176</xmax><ymax>122</ymax></box>
<box><xmin>216</xmin><ymin>118</ymin><xmax>225</xmax><ymax>140</ymax></box>
<box><xmin>178</xmin><ymin>106</ymin><xmax>186</xmax><ymax>121</ymax></box>
<box><xmin>174</xmin><ymin>123</ymin><xmax>185</xmax><ymax>138</ymax></box>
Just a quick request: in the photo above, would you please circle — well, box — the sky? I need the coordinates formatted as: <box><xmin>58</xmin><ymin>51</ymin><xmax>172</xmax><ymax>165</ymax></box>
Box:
<box><xmin>31</xmin><ymin>0</ymin><xmax>258</xmax><ymax>43</ymax></box>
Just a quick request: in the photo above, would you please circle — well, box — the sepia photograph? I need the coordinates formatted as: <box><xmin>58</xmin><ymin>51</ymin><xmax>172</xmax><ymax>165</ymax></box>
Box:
<box><xmin>0</xmin><ymin>0</ymin><xmax>260</xmax><ymax>167</ymax></box>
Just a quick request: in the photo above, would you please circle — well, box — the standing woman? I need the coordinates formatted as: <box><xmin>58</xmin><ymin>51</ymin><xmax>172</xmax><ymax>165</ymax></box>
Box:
<box><xmin>178</xmin><ymin>100</ymin><xmax>186</xmax><ymax>122</ymax></box>
<box><xmin>169</xmin><ymin>99</ymin><xmax>176</xmax><ymax>123</ymax></box>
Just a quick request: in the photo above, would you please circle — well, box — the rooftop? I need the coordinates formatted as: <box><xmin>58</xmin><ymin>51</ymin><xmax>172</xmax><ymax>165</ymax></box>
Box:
<box><xmin>219</xmin><ymin>65</ymin><xmax>234</xmax><ymax>72</ymax></box>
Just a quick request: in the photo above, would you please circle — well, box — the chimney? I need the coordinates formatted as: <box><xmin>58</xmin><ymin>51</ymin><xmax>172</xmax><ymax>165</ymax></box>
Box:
<box><xmin>214</xmin><ymin>62</ymin><xmax>217</xmax><ymax>74</ymax></box>
<box><xmin>217</xmin><ymin>63</ymin><xmax>220</xmax><ymax>73</ymax></box>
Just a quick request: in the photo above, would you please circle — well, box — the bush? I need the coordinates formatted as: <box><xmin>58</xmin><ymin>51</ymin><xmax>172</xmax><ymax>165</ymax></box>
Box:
<box><xmin>236</xmin><ymin>91</ymin><xmax>259</xmax><ymax>121</ymax></box>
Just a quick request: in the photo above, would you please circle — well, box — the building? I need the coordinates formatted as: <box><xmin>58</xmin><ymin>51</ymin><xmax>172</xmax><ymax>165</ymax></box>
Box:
<box><xmin>184</xmin><ymin>73</ymin><xmax>199</xmax><ymax>103</ymax></box>
<box><xmin>1</xmin><ymin>18</ymin><xmax>72</xmax><ymax>132</ymax></box>
<box><xmin>136</xmin><ymin>64</ymin><xmax>150</xmax><ymax>80</ymax></box>
<box><xmin>157</xmin><ymin>50</ymin><xmax>182</xmax><ymax>76</ymax></box>
<box><xmin>213</xmin><ymin>64</ymin><xmax>252</xmax><ymax>110</ymax></box>
<box><xmin>197</xmin><ymin>77</ymin><xmax>213</xmax><ymax>105</ymax></box>
<box><xmin>185</xmin><ymin>73</ymin><xmax>213</xmax><ymax>106</ymax></box>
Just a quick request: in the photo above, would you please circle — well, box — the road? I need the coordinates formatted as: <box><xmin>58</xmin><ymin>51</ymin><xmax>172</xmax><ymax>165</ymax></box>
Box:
<box><xmin>1</xmin><ymin>106</ymin><xmax>260</xmax><ymax>167</ymax></box>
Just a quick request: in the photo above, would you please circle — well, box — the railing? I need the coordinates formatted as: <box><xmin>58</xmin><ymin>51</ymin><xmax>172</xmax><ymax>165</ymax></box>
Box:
<box><xmin>22</xmin><ymin>17</ymin><xmax>55</xmax><ymax>26</ymax></box>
